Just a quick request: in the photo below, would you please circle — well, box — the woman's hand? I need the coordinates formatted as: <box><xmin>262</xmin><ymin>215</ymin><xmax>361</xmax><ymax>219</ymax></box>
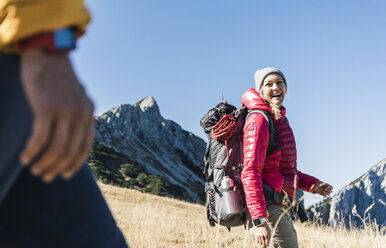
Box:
<box><xmin>313</xmin><ymin>181</ymin><xmax>333</xmax><ymax>197</ymax></box>
<box><xmin>255</xmin><ymin>222</ymin><xmax>271</xmax><ymax>247</ymax></box>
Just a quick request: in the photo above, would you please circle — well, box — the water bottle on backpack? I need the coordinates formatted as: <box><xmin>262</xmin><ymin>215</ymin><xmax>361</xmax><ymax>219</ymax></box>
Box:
<box><xmin>215</xmin><ymin>176</ymin><xmax>244</xmax><ymax>221</ymax></box>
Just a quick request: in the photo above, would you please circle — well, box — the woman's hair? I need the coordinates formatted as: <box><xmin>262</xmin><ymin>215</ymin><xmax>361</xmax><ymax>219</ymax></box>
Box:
<box><xmin>262</xmin><ymin>98</ymin><xmax>282</xmax><ymax>120</ymax></box>
<box><xmin>270</xmin><ymin>104</ymin><xmax>282</xmax><ymax>120</ymax></box>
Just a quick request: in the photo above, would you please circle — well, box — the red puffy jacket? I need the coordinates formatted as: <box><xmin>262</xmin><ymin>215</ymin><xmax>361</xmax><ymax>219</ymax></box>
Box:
<box><xmin>241</xmin><ymin>88</ymin><xmax>319</xmax><ymax>219</ymax></box>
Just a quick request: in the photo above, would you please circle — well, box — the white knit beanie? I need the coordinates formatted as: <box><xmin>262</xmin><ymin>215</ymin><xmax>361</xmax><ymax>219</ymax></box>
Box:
<box><xmin>254</xmin><ymin>67</ymin><xmax>287</xmax><ymax>94</ymax></box>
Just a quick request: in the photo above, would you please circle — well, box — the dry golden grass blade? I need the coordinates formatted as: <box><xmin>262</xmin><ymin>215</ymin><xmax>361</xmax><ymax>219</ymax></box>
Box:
<box><xmin>352</xmin><ymin>204</ymin><xmax>359</xmax><ymax>218</ymax></box>
<box><xmin>364</xmin><ymin>203</ymin><xmax>375</xmax><ymax>216</ymax></box>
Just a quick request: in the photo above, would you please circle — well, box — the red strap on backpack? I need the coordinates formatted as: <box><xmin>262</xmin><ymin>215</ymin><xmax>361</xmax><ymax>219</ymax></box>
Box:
<box><xmin>211</xmin><ymin>115</ymin><xmax>236</xmax><ymax>158</ymax></box>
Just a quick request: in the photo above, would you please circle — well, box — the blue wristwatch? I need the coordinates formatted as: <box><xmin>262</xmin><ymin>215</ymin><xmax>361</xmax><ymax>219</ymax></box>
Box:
<box><xmin>17</xmin><ymin>28</ymin><xmax>76</xmax><ymax>53</ymax></box>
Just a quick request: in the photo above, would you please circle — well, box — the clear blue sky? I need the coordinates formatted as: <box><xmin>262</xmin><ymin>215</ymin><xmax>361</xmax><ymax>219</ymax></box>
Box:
<box><xmin>72</xmin><ymin>0</ymin><xmax>386</xmax><ymax>207</ymax></box>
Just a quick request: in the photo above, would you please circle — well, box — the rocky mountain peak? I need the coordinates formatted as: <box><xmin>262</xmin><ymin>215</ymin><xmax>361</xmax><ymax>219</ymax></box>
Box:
<box><xmin>94</xmin><ymin>96</ymin><xmax>206</xmax><ymax>204</ymax></box>
<box><xmin>135</xmin><ymin>96</ymin><xmax>158</xmax><ymax>113</ymax></box>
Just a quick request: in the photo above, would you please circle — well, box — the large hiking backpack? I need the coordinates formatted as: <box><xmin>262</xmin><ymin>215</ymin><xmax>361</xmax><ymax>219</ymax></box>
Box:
<box><xmin>200</xmin><ymin>102</ymin><xmax>278</xmax><ymax>228</ymax></box>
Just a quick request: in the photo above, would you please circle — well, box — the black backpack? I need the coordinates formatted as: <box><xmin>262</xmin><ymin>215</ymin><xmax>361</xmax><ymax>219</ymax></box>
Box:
<box><xmin>200</xmin><ymin>102</ymin><xmax>278</xmax><ymax>229</ymax></box>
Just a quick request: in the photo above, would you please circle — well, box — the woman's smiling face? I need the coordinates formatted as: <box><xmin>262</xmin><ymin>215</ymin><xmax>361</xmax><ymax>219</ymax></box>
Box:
<box><xmin>261</xmin><ymin>73</ymin><xmax>287</xmax><ymax>107</ymax></box>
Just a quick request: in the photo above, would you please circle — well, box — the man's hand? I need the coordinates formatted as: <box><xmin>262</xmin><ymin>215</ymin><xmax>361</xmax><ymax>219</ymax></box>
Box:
<box><xmin>255</xmin><ymin>222</ymin><xmax>271</xmax><ymax>247</ymax></box>
<box><xmin>20</xmin><ymin>49</ymin><xmax>94</xmax><ymax>183</ymax></box>
<box><xmin>313</xmin><ymin>181</ymin><xmax>333</xmax><ymax>197</ymax></box>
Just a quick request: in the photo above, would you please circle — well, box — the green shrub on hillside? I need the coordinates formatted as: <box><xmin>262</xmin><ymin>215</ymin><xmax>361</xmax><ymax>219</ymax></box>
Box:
<box><xmin>120</xmin><ymin>163</ymin><xmax>140</xmax><ymax>178</ymax></box>
<box><xmin>87</xmin><ymin>142</ymin><xmax>167</xmax><ymax>197</ymax></box>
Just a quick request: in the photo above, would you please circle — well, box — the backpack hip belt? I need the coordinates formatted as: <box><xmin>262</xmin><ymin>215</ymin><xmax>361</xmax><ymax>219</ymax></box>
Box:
<box><xmin>262</xmin><ymin>184</ymin><xmax>291</xmax><ymax>207</ymax></box>
<box><xmin>262</xmin><ymin>184</ymin><xmax>308</xmax><ymax>222</ymax></box>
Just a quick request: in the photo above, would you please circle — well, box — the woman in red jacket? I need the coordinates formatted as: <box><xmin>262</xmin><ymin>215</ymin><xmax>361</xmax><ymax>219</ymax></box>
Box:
<box><xmin>241</xmin><ymin>67</ymin><xmax>332</xmax><ymax>248</ymax></box>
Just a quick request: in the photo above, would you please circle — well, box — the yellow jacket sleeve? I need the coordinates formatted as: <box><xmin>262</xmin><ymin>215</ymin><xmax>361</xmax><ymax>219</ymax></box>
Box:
<box><xmin>0</xmin><ymin>0</ymin><xmax>91</xmax><ymax>52</ymax></box>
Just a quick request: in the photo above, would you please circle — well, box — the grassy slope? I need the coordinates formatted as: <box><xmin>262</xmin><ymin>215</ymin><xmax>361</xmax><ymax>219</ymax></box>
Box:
<box><xmin>100</xmin><ymin>183</ymin><xmax>385</xmax><ymax>248</ymax></box>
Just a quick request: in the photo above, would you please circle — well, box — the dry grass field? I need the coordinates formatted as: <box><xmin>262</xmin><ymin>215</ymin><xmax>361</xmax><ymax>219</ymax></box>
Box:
<box><xmin>99</xmin><ymin>183</ymin><xmax>385</xmax><ymax>248</ymax></box>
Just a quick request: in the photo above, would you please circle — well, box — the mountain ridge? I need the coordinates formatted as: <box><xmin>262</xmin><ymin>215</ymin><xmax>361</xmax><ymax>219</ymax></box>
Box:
<box><xmin>93</xmin><ymin>96</ymin><xmax>206</xmax><ymax>204</ymax></box>
<box><xmin>308</xmin><ymin>158</ymin><xmax>386</xmax><ymax>228</ymax></box>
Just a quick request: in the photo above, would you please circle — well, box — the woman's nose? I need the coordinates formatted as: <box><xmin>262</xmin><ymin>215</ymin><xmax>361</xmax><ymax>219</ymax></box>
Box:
<box><xmin>272</xmin><ymin>83</ymin><xmax>279</xmax><ymax>89</ymax></box>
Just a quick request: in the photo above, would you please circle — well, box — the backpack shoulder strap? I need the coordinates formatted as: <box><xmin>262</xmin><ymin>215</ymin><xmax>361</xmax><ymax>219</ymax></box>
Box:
<box><xmin>246</xmin><ymin>109</ymin><xmax>270</xmax><ymax>124</ymax></box>
<box><xmin>246</xmin><ymin>109</ymin><xmax>279</xmax><ymax>156</ymax></box>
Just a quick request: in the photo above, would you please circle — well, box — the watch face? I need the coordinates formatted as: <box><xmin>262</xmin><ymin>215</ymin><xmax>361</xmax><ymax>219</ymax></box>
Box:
<box><xmin>54</xmin><ymin>28</ymin><xmax>76</xmax><ymax>50</ymax></box>
<box><xmin>253</xmin><ymin>219</ymin><xmax>261</xmax><ymax>226</ymax></box>
<box><xmin>253</xmin><ymin>218</ymin><xmax>266</xmax><ymax>226</ymax></box>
